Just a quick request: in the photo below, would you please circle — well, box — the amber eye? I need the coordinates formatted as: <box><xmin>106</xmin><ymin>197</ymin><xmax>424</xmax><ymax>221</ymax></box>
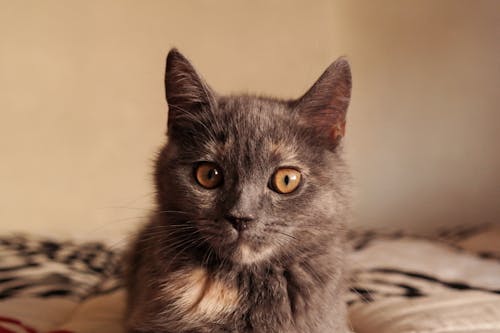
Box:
<box><xmin>270</xmin><ymin>168</ymin><xmax>302</xmax><ymax>194</ymax></box>
<box><xmin>194</xmin><ymin>162</ymin><xmax>223</xmax><ymax>189</ymax></box>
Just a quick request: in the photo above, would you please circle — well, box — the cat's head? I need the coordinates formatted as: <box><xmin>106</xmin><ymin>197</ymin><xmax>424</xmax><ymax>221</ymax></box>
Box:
<box><xmin>155</xmin><ymin>49</ymin><xmax>351</xmax><ymax>266</ymax></box>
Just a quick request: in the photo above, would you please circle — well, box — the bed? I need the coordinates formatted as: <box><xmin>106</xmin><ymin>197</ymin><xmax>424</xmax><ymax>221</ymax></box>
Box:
<box><xmin>0</xmin><ymin>224</ymin><xmax>498</xmax><ymax>333</ymax></box>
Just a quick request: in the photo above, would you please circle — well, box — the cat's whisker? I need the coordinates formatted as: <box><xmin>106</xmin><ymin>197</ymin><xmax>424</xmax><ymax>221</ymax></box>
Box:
<box><xmin>348</xmin><ymin>281</ymin><xmax>376</xmax><ymax>305</ymax></box>
<box><xmin>101</xmin><ymin>206</ymin><xmax>152</xmax><ymax>212</ymax></box>
<box><xmin>200</xmin><ymin>240</ymin><xmax>215</xmax><ymax>269</ymax></box>
<box><xmin>138</xmin><ymin>228</ymin><xmax>199</xmax><ymax>246</ymax></box>
<box><xmin>145</xmin><ymin>225</ymin><xmax>197</xmax><ymax>232</ymax></box>
<box><xmin>170</xmin><ymin>105</ymin><xmax>218</xmax><ymax>142</ymax></box>
<box><xmin>80</xmin><ymin>214</ymin><xmax>158</xmax><ymax>241</ymax></box>
<box><xmin>164</xmin><ymin>237</ymin><xmax>205</xmax><ymax>267</ymax></box>
<box><xmin>106</xmin><ymin>235</ymin><xmax>136</xmax><ymax>251</ymax></box>
<box><xmin>161</xmin><ymin>230</ymin><xmax>202</xmax><ymax>248</ymax></box>
<box><xmin>273</xmin><ymin>230</ymin><xmax>299</xmax><ymax>242</ymax></box>
<box><xmin>157</xmin><ymin>210</ymin><xmax>194</xmax><ymax>216</ymax></box>
<box><xmin>115</xmin><ymin>191</ymin><xmax>156</xmax><ymax>207</ymax></box>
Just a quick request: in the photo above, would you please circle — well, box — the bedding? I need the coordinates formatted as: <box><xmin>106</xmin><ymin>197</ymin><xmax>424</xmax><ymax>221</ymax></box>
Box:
<box><xmin>347</xmin><ymin>225</ymin><xmax>500</xmax><ymax>332</ymax></box>
<box><xmin>0</xmin><ymin>224</ymin><xmax>498</xmax><ymax>333</ymax></box>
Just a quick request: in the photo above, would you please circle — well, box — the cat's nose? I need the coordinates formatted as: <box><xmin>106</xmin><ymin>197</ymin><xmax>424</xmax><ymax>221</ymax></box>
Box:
<box><xmin>224</xmin><ymin>214</ymin><xmax>254</xmax><ymax>232</ymax></box>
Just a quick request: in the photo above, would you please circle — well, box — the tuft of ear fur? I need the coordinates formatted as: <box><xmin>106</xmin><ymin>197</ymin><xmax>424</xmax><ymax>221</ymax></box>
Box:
<box><xmin>294</xmin><ymin>58</ymin><xmax>352</xmax><ymax>149</ymax></box>
<box><xmin>164</xmin><ymin>49</ymin><xmax>215</xmax><ymax>132</ymax></box>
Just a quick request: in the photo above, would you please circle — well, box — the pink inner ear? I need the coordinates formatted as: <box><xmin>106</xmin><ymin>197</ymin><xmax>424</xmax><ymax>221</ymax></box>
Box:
<box><xmin>329</xmin><ymin>118</ymin><xmax>346</xmax><ymax>142</ymax></box>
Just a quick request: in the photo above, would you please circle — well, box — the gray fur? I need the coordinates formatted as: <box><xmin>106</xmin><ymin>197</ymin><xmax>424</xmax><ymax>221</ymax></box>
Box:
<box><xmin>124</xmin><ymin>49</ymin><xmax>352</xmax><ymax>333</ymax></box>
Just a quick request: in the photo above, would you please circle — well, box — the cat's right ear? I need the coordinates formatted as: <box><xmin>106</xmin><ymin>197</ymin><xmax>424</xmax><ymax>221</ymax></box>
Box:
<box><xmin>293</xmin><ymin>58</ymin><xmax>352</xmax><ymax>149</ymax></box>
<box><xmin>164</xmin><ymin>49</ymin><xmax>215</xmax><ymax>132</ymax></box>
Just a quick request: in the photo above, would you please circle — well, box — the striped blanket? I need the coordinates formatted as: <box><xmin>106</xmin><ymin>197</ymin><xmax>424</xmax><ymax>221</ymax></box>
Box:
<box><xmin>0</xmin><ymin>224</ymin><xmax>499</xmax><ymax>333</ymax></box>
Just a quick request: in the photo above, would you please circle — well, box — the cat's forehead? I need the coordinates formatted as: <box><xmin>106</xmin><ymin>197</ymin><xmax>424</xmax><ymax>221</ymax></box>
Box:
<box><xmin>216</xmin><ymin>96</ymin><xmax>291</xmax><ymax>137</ymax></box>
<box><xmin>211</xmin><ymin>96</ymin><xmax>300</xmax><ymax>159</ymax></box>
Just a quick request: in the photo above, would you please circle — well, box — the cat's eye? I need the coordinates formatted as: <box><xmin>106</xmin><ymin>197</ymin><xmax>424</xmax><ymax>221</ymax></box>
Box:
<box><xmin>194</xmin><ymin>162</ymin><xmax>223</xmax><ymax>189</ymax></box>
<box><xmin>270</xmin><ymin>168</ymin><xmax>302</xmax><ymax>194</ymax></box>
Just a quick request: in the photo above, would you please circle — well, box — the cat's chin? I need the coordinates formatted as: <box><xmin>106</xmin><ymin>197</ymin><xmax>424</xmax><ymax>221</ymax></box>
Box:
<box><xmin>228</xmin><ymin>241</ymin><xmax>275</xmax><ymax>266</ymax></box>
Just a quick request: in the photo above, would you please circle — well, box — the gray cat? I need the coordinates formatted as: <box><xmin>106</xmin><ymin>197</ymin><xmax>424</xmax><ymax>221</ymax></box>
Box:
<box><xmin>124</xmin><ymin>49</ymin><xmax>352</xmax><ymax>333</ymax></box>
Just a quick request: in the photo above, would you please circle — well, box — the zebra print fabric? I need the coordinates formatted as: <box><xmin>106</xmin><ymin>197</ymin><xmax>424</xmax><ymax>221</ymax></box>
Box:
<box><xmin>0</xmin><ymin>235</ymin><xmax>121</xmax><ymax>301</ymax></box>
<box><xmin>0</xmin><ymin>224</ymin><xmax>498</xmax><ymax>305</ymax></box>
<box><xmin>347</xmin><ymin>224</ymin><xmax>500</xmax><ymax>305</ymax></box>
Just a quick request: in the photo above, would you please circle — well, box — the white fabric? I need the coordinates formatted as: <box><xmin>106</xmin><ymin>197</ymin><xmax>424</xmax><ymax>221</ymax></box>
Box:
<box><xmin>350</xmin><ymin>291</ymin><xmax>500</xmax><ymax>333</ymax></box>
<box><xmin>347</xmin><ymin>225</ymin><xmax>500</xmax><ymax>333</ymax></box>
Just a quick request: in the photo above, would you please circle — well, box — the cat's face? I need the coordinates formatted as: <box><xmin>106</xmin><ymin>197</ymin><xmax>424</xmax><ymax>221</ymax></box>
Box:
<box><xmin>155</xmin><ymin>50</ymin><xmax>351</xmax><ymax>265</ymax></box>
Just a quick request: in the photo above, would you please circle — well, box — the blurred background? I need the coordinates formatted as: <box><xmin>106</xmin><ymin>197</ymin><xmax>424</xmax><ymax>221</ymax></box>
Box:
<box><xmin>1</xmin><ymin>0</ymin><xmax>499</xmax><ymax>240</ymax></box>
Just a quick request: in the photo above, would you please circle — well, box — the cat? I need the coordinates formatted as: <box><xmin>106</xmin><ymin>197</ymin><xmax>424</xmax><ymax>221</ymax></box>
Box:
<box><xmin>124</xmin><ymin>48</ymin><xmax>352</xmax><ymax>333</ymax></box>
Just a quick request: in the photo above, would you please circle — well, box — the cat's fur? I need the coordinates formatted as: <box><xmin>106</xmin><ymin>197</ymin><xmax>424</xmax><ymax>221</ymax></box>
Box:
<box><xmin>124</xmin><ymin>49</ymin><xmax>352</xmax><ymax>333</ymax></box>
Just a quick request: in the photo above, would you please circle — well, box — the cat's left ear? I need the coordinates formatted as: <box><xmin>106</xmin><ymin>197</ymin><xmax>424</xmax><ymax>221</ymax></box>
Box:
<box><xmin>294</xmin><ymin>58</ymin><xmax>352</xmax><ymax>148</ymax></box>
<box><xmin>164</xmin><ymin>48</ymin><xmax>216</xmax><ymax>133</ymax></box>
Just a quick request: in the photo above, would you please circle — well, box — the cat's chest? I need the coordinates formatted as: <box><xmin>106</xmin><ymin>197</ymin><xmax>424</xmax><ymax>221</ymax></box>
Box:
<box><xmin>161</xmin><ymin>266</ymin><xmax>301</xmax><ymax>331</ymax></box>
<box><xmin>161</xmin><ymin>267</ymin><xmax>240</xmax><ymax>323</ymax></box>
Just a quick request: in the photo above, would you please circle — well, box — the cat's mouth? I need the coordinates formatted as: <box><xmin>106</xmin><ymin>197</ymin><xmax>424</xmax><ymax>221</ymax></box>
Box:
<box><xmin>197</xmin><ymin>218</ymin><xmax>275</xmax><ymax>265</ymax></box>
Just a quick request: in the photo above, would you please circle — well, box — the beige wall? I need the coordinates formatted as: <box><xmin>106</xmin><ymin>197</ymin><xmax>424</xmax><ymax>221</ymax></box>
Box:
<box><xmin>1</xmin><ymin>0</ymin><xmax>499</xmax><ymax>240</ymax></box>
